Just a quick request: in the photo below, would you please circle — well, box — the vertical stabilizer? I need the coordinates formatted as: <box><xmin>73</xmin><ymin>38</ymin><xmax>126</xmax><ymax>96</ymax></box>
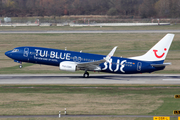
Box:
<box><xmin>129</xmin><ymin>34</ymin><xmax>175</xmax><ymax>62</ymax></box>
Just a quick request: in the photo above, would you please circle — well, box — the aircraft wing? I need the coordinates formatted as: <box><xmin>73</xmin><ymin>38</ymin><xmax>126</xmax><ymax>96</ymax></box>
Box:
<box><xmin>151</xmin><ymin>63</ymin><xmax>171</xmax><ymax>67</ymax></box>
<box><xmin>77</xmin><ymin>59</ymin><xmax>106</xmax><ymax>71</ymax></box>
<box><xmin>77</xmin><ymin>46</ymin><xmax>118</xmax><ymax>71</ymax></box>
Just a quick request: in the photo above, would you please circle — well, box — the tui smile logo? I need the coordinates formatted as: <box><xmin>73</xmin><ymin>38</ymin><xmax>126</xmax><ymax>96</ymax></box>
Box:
<box><xmin>153</xmin><ymin>48</ymin><xmax>167</xmax><ymax>58</ymax></box>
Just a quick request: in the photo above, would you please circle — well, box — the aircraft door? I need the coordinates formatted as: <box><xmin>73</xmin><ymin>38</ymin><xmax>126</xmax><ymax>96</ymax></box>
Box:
<box><xmin>137</xmin><ymin>62</ymin><xmax>142</xmax><ymax>71</ymax></box>
<box><xmin>23</xmin><ymin>48</ymin><xmax>29</xmax><ymax>57</ymax></box>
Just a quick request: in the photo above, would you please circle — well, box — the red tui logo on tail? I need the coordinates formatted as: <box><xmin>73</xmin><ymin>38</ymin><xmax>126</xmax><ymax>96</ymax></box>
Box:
<box><xmin>153</xmin><ymin>48</ymin><xmax>167</xmax><ymax>58</ymax></box>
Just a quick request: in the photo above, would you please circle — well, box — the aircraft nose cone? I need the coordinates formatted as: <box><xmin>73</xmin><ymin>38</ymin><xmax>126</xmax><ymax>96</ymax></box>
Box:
<box><xmin>5</xmin><ymin>51</ymin><xmax>10</xmax><ymax>57</ymax></box>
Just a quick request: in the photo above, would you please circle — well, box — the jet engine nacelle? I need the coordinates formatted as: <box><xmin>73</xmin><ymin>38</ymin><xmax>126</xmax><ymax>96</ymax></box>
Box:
<box><xmin>59</xmin><ymin>61</ymin><xmax>77</xmax><ymax>72</ymax></box>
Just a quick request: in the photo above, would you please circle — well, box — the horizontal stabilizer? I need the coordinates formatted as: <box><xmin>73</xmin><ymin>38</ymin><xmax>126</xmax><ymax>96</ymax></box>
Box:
<box><xmin>151</xmin><ymin>63</ymin><xmax>171</xmax><ymax>67</ymax></box>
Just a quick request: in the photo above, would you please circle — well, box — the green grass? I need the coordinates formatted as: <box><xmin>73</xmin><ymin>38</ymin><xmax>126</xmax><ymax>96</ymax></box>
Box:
<box><xmin>0</xmin><ymin>117</ymin><xmax>179</xmax><ymax>120</ymax></box>
<box><xmin>0</xmin><ymin>85</ymin><xmax>180</xmax><ymax>115</ymax></box>
<box><xmin>0</xmin><ymin>117</ymin><xmax>149</xmax><ymax>120</ymax></box>
<box><xmin>0</xmin><ymin>85</ymin><xmax>180</xmax><ymax>119</ymax></box>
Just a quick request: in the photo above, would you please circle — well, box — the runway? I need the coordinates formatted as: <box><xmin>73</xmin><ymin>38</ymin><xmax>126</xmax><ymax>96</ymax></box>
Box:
<box><xmin>0</xmin><ymin>30</ymin><xmax>180</xmax><ymax>34</ymax></box>
<box><xmin>0</xmin><ymin>74</ymin><xmax>180</xmax><ymax>85</ymax></box>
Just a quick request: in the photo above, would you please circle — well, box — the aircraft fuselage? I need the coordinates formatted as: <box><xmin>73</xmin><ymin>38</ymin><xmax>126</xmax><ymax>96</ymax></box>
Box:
<box><xmin>5</xmin><ymin>46</ymin><xmax>164</xmax><ymax>74</ymax></box>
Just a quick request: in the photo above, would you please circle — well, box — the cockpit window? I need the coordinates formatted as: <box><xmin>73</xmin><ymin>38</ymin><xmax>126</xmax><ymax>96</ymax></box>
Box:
<box><xmin>12</xmin><ymin>49</ymin><xmax>19</xmax><ymax>52</ymax></box>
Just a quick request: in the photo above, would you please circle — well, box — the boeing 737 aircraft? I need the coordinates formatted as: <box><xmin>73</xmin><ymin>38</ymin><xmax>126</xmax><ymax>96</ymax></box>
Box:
<box><xmin>5</xmin><ymin>34</ymin><xmax>174</xmax><ymax>77</ymax></box>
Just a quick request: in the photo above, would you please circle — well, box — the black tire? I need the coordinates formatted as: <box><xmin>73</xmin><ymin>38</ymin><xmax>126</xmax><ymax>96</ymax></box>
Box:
<box><xmin>83</xmin><ymin>72</ymin><xmax>89</xmax><ymax>78</ymax></box>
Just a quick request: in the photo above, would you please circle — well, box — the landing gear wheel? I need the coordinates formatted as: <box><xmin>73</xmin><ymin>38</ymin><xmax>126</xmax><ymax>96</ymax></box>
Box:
<box><xmin>83</xmin><ymin>72</ymin><xmax>89</xmax><ymax>78</ymax></box>
<box><xmin>19</xmin><ymin>62</ymin><xmax>22</xmax><ymax>69</ymax></box>
<box><xmin>19</xmin><ymin>65</ymin><xmax>22</xmax><ymax>69</ymax></box>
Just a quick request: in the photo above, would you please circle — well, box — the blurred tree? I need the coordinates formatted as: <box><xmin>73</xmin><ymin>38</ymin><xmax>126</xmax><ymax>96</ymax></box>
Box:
<box><xmin>5</xmin><ymin>0</ymin><xmax>16</xmax><ymax>8</ymax></box>
<box><xmin>0</xmin><ymin>0</ymin><xmax>2</xmax><ymax>17</ymax></box>
<box><xmin>155</xmin><ymin>0</ymin><xmax>170</xmax><ymax>17</ymax></box>
<box><xmin>107</xmin><ymin>8</ymin><xmax>117</xmax><ymax>15</ymax></box>
<box><xmin>1</xmin><ymin>0</ymin><xmax>180</xmax><ymax>18</ymax></box>
<box><xmin>139</xmin><ymin>0</ymin><xmax>157</xmax><ymax>18</ymax></box>
<box><xmin>169</xmin><ymin>0</ymin><xmax>180</xmax><ymax>18</ymax></box>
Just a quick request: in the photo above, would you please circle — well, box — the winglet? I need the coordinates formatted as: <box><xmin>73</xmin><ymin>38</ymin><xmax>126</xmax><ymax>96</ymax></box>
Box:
<box><xmin>105</xmin><ymin>46</ymin><xmax>118</xmax><ymax>62</ymax></box>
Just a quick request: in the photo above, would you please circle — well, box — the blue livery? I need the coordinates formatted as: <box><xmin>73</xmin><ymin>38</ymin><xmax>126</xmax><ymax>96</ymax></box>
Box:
<box><xmin>5</xmin><ymin>34</ymin><xmax>175</xmax><ymax>77</ymax></box>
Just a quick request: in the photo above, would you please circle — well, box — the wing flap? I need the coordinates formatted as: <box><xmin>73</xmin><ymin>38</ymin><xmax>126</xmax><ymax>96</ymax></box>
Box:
<box><xmin>77</xmin><ymin>60</ymin><xmax>105</xmax><ymax>71</ymax></box>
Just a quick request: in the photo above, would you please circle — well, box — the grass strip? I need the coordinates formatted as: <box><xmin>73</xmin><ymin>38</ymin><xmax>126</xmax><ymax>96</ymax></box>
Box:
<box><xmin>0</xmin><ymin>86</ymin><xmax>179</xmax><ymax>116</ymax></box>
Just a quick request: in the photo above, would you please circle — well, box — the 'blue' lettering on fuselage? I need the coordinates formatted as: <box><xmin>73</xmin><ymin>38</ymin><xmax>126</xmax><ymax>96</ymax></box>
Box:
<box><xmin>102</xmin><ymin>58</ymin><xmax>127</xmax><ymax>73</ymax></box>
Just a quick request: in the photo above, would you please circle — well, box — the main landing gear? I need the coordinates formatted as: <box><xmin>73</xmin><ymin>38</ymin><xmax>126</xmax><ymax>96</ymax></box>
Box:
<box><xmin>83</xmin><ymin>71</ymin><xmax>89</xmax><ymax>78</ymax></box>
<box><xmin>19</xmin><ymin>62</ymin><xmax>22</xmax><ymax>69</ymax></box>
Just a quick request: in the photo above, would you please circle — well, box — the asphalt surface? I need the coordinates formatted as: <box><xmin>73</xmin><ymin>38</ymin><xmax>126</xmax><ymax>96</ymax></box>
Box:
<box><xmin>0</xmin><ymin>74</ymin><xmax>180</xmax><ymax>85</ymax></box>
<box><xmin>0</xmin><ymin>30</ymin><xmax>180</xmax><ymax>33</ymax></box>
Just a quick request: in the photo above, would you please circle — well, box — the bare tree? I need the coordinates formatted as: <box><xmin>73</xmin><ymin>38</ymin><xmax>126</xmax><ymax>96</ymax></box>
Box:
<box><xmin>139</xmin><ymin>0</ymin><xmax>157</xmax><ymax>18</ymax></box>
<box><xmin>169</xmin><ymin>0</ymin><xmax>180</xmax><ymax>18</ymax></box>
<box><xmin>155</xmin><ymin>0</ymin><xmax>170</xmax><ymax>17</ymax></box>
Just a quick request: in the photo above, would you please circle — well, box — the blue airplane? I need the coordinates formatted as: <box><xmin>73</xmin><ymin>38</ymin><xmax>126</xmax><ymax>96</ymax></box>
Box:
<box><xmin>5</xmin><ymin>34</ymin><xmax>174</xmax><ymax>78</ymax></box>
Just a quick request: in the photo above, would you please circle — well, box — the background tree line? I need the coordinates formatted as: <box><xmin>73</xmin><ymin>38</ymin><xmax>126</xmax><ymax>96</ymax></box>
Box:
<box><xmin>1</xmin><ymin>0</ymin><xmax>180</xmax><ymax>18</ymax></box>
